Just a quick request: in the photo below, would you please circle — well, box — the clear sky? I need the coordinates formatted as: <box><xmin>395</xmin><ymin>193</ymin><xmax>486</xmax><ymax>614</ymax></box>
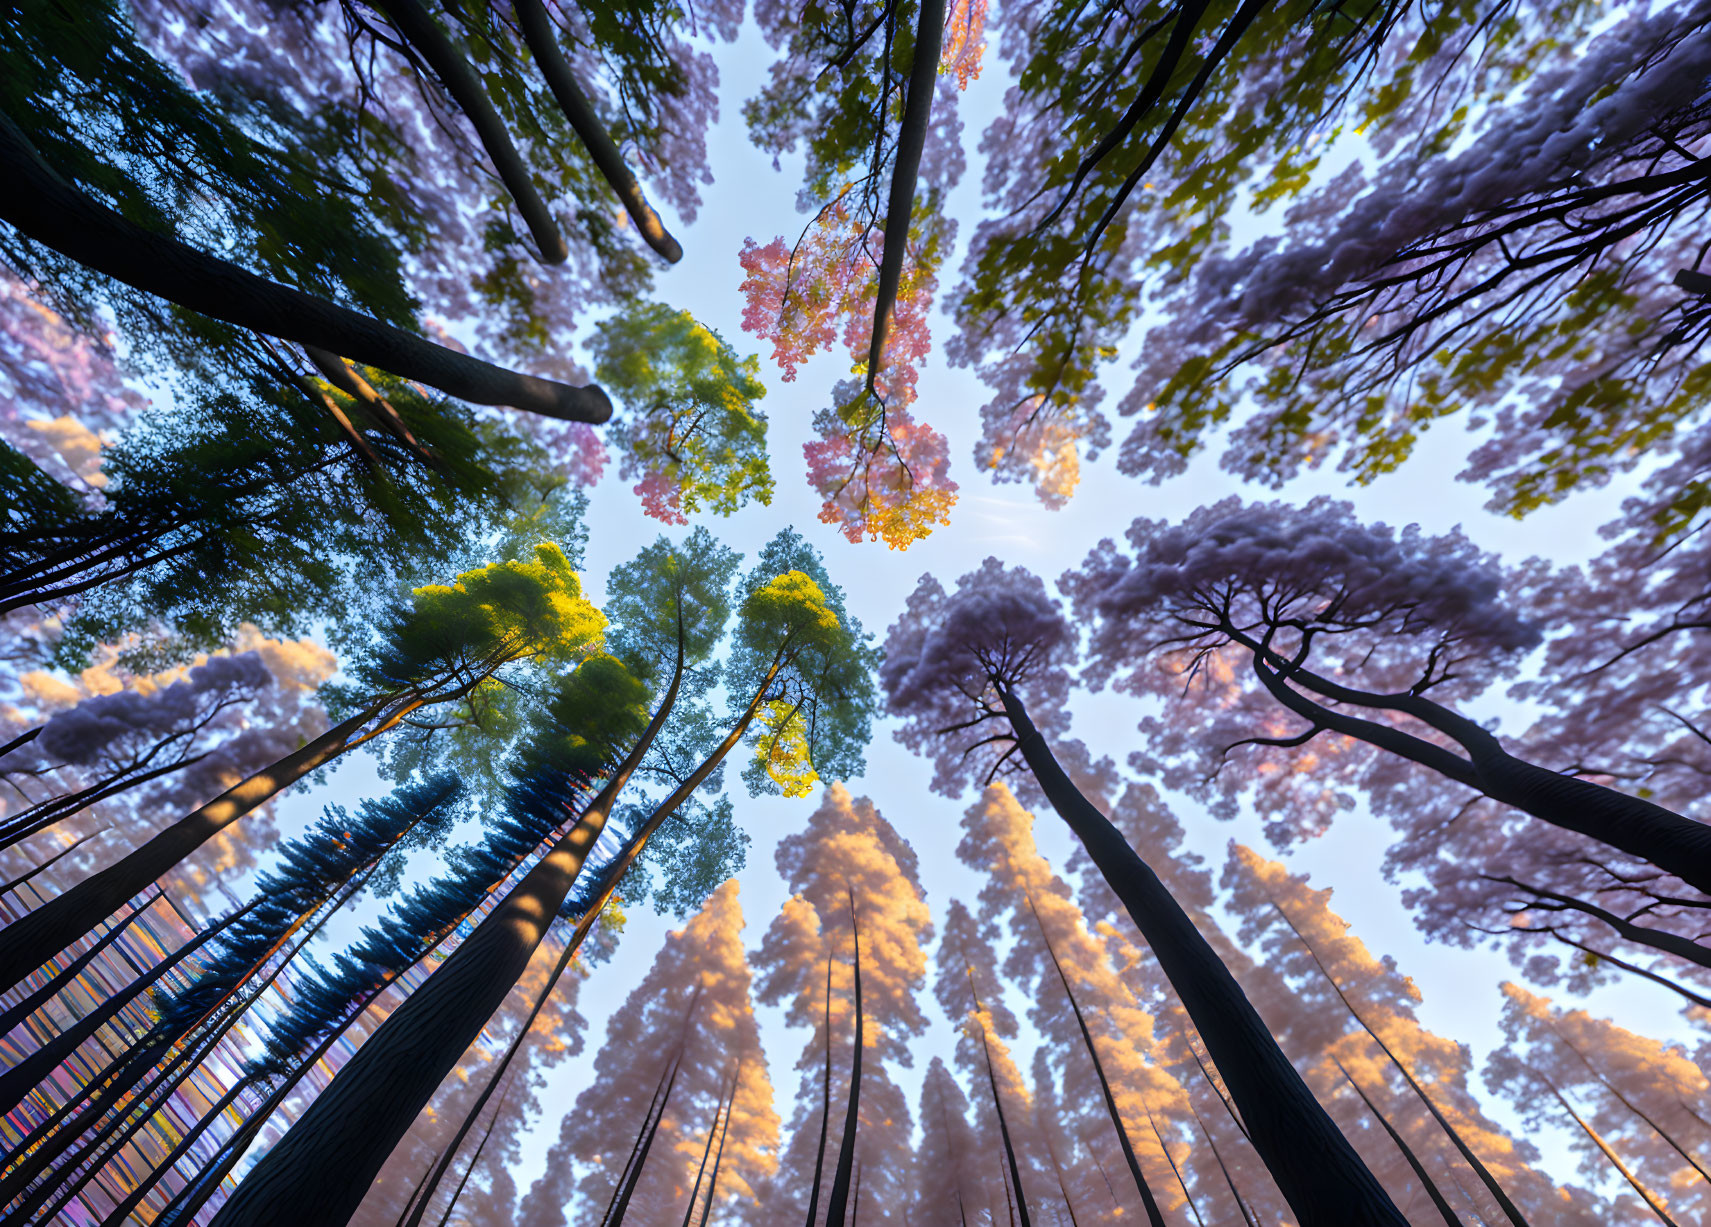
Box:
<box><xmin>266</xmin><ymin>9</ymin><xmax>1680</xmax><ymax>1209</ymax></box>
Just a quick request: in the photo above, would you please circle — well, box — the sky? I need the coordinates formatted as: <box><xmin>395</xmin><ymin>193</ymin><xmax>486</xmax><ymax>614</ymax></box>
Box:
<box><xmin>262</xmin><ymin>8</ymin><xmax>1684</xmax><ymax>1212</ymax></box>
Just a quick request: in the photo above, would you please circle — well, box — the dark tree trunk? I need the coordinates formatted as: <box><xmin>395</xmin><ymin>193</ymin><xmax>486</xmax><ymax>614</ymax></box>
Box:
<box><xmin>806</xmin><ymin>952</ymin><xmax>836</xmax><ymax>1227</ymax></box>
<box><xmin>206</xmin><ymin>659</ymin><xmax>682</xmax><ymax>1227</ymax></box>
<box><xmin>694</xmin><ymin>1067</ymin><xmax>737</xmax><ymax>1227</ymax></box>
<box><xmin>998</xmin><ymin>688</ymin><xmax>1406</xmax><ymax>1227</ymax></box>
<box><xmin>1274</xmin><ymin>905</ymin><xmax>1530</xmax><ymax>1227</ymax></box>
<box><xmin>97</xmin><ymin>1074</ymin><xmax>256</xmax><ymax>1227</ymax></box>
<box><xmin>1548</xmin><ymin>1081</ymin><xmax>1680</xmax><ymax>1227</ymax></box>
<box><xmin>369</xmin><ymin>0</ymin><xmax>567</xmax><ymax>264</ymax></box>
<box><xmin>824</xmin><ymin>893</ymin><xmax>865</xmax><ymax>1227</ymax></box>
<box><xmin>0</xmin><ymin>828</ymin><xmax>101</xmax><ymax>900</ymax></box>
<box><xmin>0</xmin><ymin>891</ymin><xmax>160</xmax><ymax>1037</ymax></box>
<box><xmin>678</xmin><ymin>1081</ymin><xmax>727</xmax><ymax>1227</ymax></box>
<box><xmin>1142</xmin><ymin>1098</ymin><xmax>1205</xmax><ymax>1227</ymax></box>
<box><xmin>0</xmin><ymin>109</ymin><xmax>609</xmax><ymax>424</ymax></box>
<box><xmin>0</xmin><ymin>896</ymin><xmax>260</xmax><ymax>1120</ymax></box>
<box><xmin>1029</xmin><ymin>896</ymin><xmax>1166</xmax><ymax>1227</ymax></box>
<box><xmin>1337</xmin><ymin>1062</ymin><xmax>1462</xmax><ymax>1227</ymax></box>
<box><xmin>513</xmin><ymin>0</ymin><xmax>682</xmax><ymax>263</ymax></box>
<box><xmin>430</xmin><ymin>1085</ymin><xmax>507</xmax><ymax>1227</ymax></box>
<box><xmin>609</xmin><ymin>1057</ymin><xmax>683</xmax><ymax>1226</ymax></box>
<box><xmin>0</xmin><ymin>701</ymin><xmax>383</xmax><ymax>993</ymax></box>
<box><xmin>1189</xmin><ymin>1106</ymin><xmax>1259</xmax><ymax>1227</ymax></box>
<box><xmin>0</xmin><ymin>753</ymin><xmax>210</xmax><ymax>852</ymax></box>
<box><xmin>864</xmin><ymin>0</ymin><xmax>947</xmax><ymax>389</ymax></box>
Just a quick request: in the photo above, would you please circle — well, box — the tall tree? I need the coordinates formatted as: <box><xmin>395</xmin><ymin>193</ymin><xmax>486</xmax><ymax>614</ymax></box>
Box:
<box><xmin>519</xmin><ymin>879</ymin><xmax>778</xmax><ymax>1227</ymax></box>
<box><xmin>748</xmin><ymin>786</ymin><xmax>933</xmax><ymax>1225</ymax></box>
<box><xmin>883</xmin><ymin>556</ymin><xmax>1407</xmax><ymax>1225</ymax></box>
<box><xmin>913</xmin><ymin>1056</ymin><xmax>996</xmax><ymax>1227</ymax></box>
<box><xmin>1063</xmin><ymin>497</ymin><xmax>1711</xmax><ymax>989</ymax></box>
<box><xmin>739</xmin><ymin>0</ymin><xmax>984</xmax><ymax>546</ymax></box>
<box><xmin>0</xmin><ymin>540</ymin><xmax>603</xmax><ymax>992</ymax></box>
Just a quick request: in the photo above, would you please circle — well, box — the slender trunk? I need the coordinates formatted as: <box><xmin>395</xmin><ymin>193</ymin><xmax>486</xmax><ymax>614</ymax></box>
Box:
<box><xmin>1550</xmin><ymin>1024</ymin><xmax>1711</xmax><ymax>1187</ymax></box>
<box><xmin>998</xmin><ymin>688</ymin><xmax>1406</xmax><ymax>1226</ymax></box>
<box><xmin>207</xmin><ymin>657</ymin><xmax>683</xmax><ymax>1227</ymax></box>
<box><xmin>0</xmin><ymin>753</ymin><xmax>210</xmax><ymax>853</ymax></box>
<box><xmin>513</xmin><ymin>0</ymin><xmax>681</xmax><ymax>263</ymax></box>
<box><xmin>1189</xmin><ymin>1043</ymin><xmax>1252</xmax><ymax>1143</ymax></box>
<box><xmin>430</xmin><ymin>1086</ymin><xmax>506</xmax><ymax>1227</ymax></box>
<box><xmin>1547</xmin><ymin>1081</ymin><xmax>1680</xmax><ymax>1226</ymax></box>
<box><xmin>0</xmin><ymin>896</ymin><xmax>261</xmax><ymax>1120</ymax></box>
<box><xmin>679</xmin><ymin>1081</ymin><xmax>727</xmax><ymax>1227</ymax></box>
<box><xmin>863</xmin><ymin>0</ymin><xmax>946</xmax><ymax>390</ymax></box>
<box><xmin>806</xmin><ymin>952</ymin><xmax>836</xmax><ymax>1227</ymax></box>
<box><xmin>1273</xmin><ymin>903</ymin><xmax>1530</xmax><ymax>1227</ymax></box>
<box><xmin>695</xmin><ymin>1066</ymin><xmax>738</xmax><ymax>1227</ymax></box>
<box><xmin>600</xmin><ymin>1056</ymin><xmax>679</xmax><ymax>1227</ymax></box>
<box><xmin>1142</xmin><ymin>1097</ymin><xmax>1205</xmax><ymax>1227</ymax></box>
<box><xmin>972</xmin><ymin>1009</ymin><xmax>1032</xmax><ymax>1227</ymax></box>
<box><xmin>1189</xmin><ymin>1106</ymin><xmax>1259</xmax><ymax>1227</ymax></box>
<box><xmin>825</xmin><ymin>892</ymin><xmax>865</xmax><ymax>1227</ymax></box>
<box><xmin>0</xmin><ymin>725</ymin><xmax>40</xmax><ymax>761</ymax></box>
<box><xmin>1337</xmin><ymin>1061</ymin><xmax>1462</xmax><ymax>1227</ymax></box>
<box><xmin>0</xmin><ymin>109</ymin><xmax>608</xmax><ymax>424</ymax></box>
<box><xmin>1028</xmin><ymin>894</ymin><xmax>1166</xmax><ymax>1227</ymax></box>
<box><xmin>1038</xmin><ymin>1117</ymin><xmax>1083</xmax><ymax>1227</ymax></box>
<box><xmin>0</xmin><ymin>828</ymin><xmax>101</xmax><ymax>900</ymax></box>
<box><xmin>0</xmin><ymin>700</ymin><xmax>385</xmax><ymax>992</ymax></box>
<box><xmin>0</xmin><ymin>892</ymin><xmax>160</xmax><ymax>1037</ymax></box>
<box><xmin>609</xmin><ymin>1057</ymin><xmax>683</xmax><ymax>1226</ymax></box>
<box><xmin>97</xmin><ymin>1073</ymin><xmax>255</xmax><ymax>1227</ymax></box>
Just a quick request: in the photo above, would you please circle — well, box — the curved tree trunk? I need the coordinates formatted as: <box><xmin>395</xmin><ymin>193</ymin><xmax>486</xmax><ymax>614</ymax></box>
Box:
<box><xmin>0</xmin><ymin>109</ymin><xmax>609</xmax><ymax>424</ymax></box>
<box><xmin>998</xmin><ymin>687</ymin><xmax>1407</xmax><ymax>1227</ymax></box>
<box><xmin>0</xmin><ymin>700</ymin><xmax>385</xmax><ymax>993</ymax></box>
<box><xmin>1029</xmin><ymin>896</ymin><xmax>1167</xmax><ymax>1227</ymax></box>
<box><xmin>207</xmin><ymin>659</ymin><xmax>682</xmax><ymax>1227</ymax></box>
<box><xmin>369</xmin><ymin>0</ymin><xmax>567</xmax><ymax>264</ymax></box>
<box><xmin>1337</xmin><ymin>1062</ymin><xmax>1463</xmax><ymax>1227</ymax></box>
<box><xmin>513</xmin><ymin>0</ymin><xmax>682</xmax><ymax>263</ymax></box>
<box><xmin>824</xmin><ymin>892</ymin><xmax>865</xmax><ymax>1227</ymax></box>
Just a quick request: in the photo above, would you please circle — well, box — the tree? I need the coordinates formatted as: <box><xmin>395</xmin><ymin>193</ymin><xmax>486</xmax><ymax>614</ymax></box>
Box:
<box><xmin>958</xmin><ymin>783</ymin><xmax>1197</xmax><ymax>1224</ymax></box>
<box><xmin>1489</xmin><ymin>984</ymin><xmax>1711</xmax><ymax>1225</ymax></box>
<box><xmin>593</xmin><ymin>303</ymin><xmax>772</xmax><ymax>526</ymax></box>
<box><xmin>912</xmin><ymin>1056</ymin><xmax>996</xmax><ymax>1227</ymax></box>
<box><xmin>1124</xmin><ymin>2</ymin><xmax>1711</xmax><ymax>522</ymax></box>
<box><xmin>947</xmin><ymin>0</ymin><xmax>1603</xmax><ymax>509</ymax></box>
<box><xmin>1062</xmin><ymin>497</ymin><xmax>1711</xmax><ymax>984</ymax></box>
<box><xmin>0</xmin><ymin>540</ymin><xmax>603</xmax><ymax>992</ymax></box>
<box><xmin>882</xmin><ymin>555</ymin><xmax>1407</xmax><ymax>1225</ymax></box>
<box><xmin>739</xmin><ymin>0</ymin><xmax>982</xmax><ymax>546</ymax></box>
<box><xmin>519</xmin><ymin>879</ymin><xmax>778</xmax><ymax>1227</ymax></box>
<box><xmin>748</xmin><ymin>786</ymin><xmax>933</xmax><ymax>1225</ymax></box>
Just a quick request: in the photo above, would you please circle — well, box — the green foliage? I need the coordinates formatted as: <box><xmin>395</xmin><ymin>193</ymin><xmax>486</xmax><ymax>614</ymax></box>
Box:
<box><xmin>602</xmin><ymin>527</ymin><xmax>743</xmax><ymax>689</ymax></box>
<box><xmin>515</xmin><ymin>651</ymin><xmax>657</xmax><ymax>786</ymax></box>
<box><xmin>594</xmin><ymin>302</ymin><xmax>772</xmax><ymax>522</ymax></box>
<box><xmin>615</xmin><ymin>793</ymin><xmax>749</xmax><ymax>918</ymax></box>
<box><xmin>731</xmin><ymin>528</ymin><xmax>878</xmax><ymax>795</ymax></box>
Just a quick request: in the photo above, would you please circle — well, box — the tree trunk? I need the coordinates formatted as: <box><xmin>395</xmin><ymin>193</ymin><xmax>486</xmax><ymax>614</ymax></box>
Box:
<box><xmin>825</xmin><ymin>892</ymin><xmax>865</xmax><ymax>1227</ymax></box>
<box><xmin>0</xmin><ymin>896</ymin><xmax>260</xmax><ymax>1120</ymax></box>
<box><xmin>206</xmin><ymin>659</ymin><xmax>682</xmax><ymax>1227</ymax></box>
<box><xmin>1336</xmin><ymin>1062</ymin><xmax>1462</xmax><ymax>1227</ymax></box>
<box><xmin>806</xmin><ymin>952</ymin><xmax>835</xmax><ymax>1227</ymax></box>
<box><xmin>0</xmin><ymin>700</ymin><xmax>384</xmax><ymax>992</ymax></box>
<box><xmin>0</xmin><ymin>891</ymin><xmax>160</xmax><ymax>1037</ymax></box>
<box><xmin>0</xmin><ymin>109</ymin><xmax>609</xmax><ymax>424</ymax></box>
<box><xmin>96</xmin><ymin>1074</ymin><xmax>256</xmax><ymax>1227</ymax></box>
<box><xmin>973</xmin><ymin>1010</ymin><xmax>1033</xmax><ymax>1227</ymax></box>
<box><xmin>694</xmin><ymin>1067</ymin><xmax>738</xmax><ymax>1227</ymax></box>
<box><xmin>1274</xmin><ymin>904</ymin><xmax>1530</xmax><ymax>1227</ymax></box>
<box><xmin>513</xmin><ymin>0</ymin><xmax>682</xmax><ymax>263</ymax></box>
<box><xmin>369</xmin><ymin>0</ymin><xmax>567</xmax><ymax>264</ymax></box>
<box><xmin>0</xmin><ymin>752</ymin><xmax>210</xmax><ymax>852</ymax></box>
<box><xmin>678</xmin><ymin>1081</ymin><xmax>726</xmax><ymax>1227</ymax></box>
<box><xmin>1029</xmin><ymin>896</ymin><xmax>1166</xmax><ymax>1227</ymax></box>
<box><xmin>998</xmin><ymin>687</ymin><xmax>1407</xmax><ymax>1227</ymax></box>
<box><xmin>429</xmin><ymin>1084</ymin><xmax>506</xmax><ymax>1227</ymax></box>
<box><xmin>1548</xmin><ymin>1082</ymin><xmax>1680</xmax><ymax>1227</ymax></box>
<box><xmin>1142</xmin><ymin>1097</ymin><xmax>1205</xmax><ymax>1227</ymax></box>
<box><xmin>1190</xmin><ymin>1106</ymin><xmax>1259</xmax><ymax>1227</ymax></box>
<box><xmin>0</xmin><ymin>828</ymin><xmax>101</xmax><ymax>901</ymax></box>
<box><xmin>864</xmin><ymin>0</ymin><xmax>946</xmax><ymax>389</ymax></box>
<box><xmin>609</xmin><ymin>1056</ymin><xmax>682</xmax><ymax>1226</ymax></box>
